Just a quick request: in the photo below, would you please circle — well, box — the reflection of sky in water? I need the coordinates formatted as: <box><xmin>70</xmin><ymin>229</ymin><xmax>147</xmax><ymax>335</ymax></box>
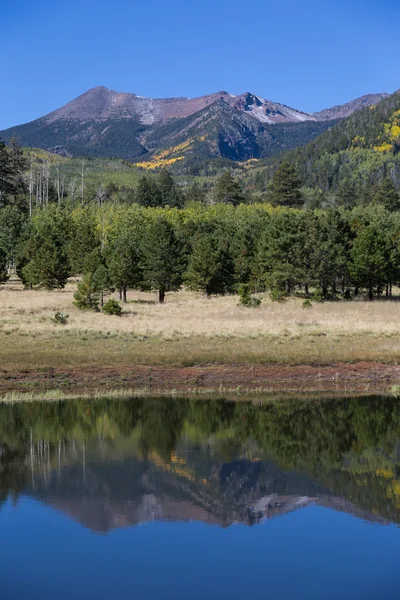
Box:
<box><xmin>1</xmin><ymin>497</ymin><xmax>398</xmax><ymax>600</ymax></box>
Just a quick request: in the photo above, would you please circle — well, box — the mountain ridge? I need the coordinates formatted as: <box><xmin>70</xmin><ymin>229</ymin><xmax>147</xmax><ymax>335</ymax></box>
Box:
<box><xmin>43</xmin><ymin>86</ymin><xmax>319</xmax><ymax>126</ymax></box>
<box><xmin>41</xmin><ymin>85</ymin><xmax>389</xmax><ymax>126</ymax></box>
<box><xmin>313</xmin><ymin>93</ymin><xmax>390</xmax><ymax>121</ymax></box>
<box><xmin>0</xmin><ymin>87</ymin><xmax>389</xmax><ymax>166</ymax></box>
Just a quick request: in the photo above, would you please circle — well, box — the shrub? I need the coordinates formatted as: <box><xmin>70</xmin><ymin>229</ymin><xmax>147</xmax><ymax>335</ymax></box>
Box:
<box><xmin>51</xmin><ymin>311</ymin><xmax>69</xmax><ymax>325</ymax></box>
<box><xmin>238</xmin><ymin>283</ymin><xmax>261</xmax><ymax>307</ymax></box>
<box><xmin>302</xmin><ymin>299</ymin><xmax>312</xmax><ymax>308</ymax></box>
<box><xmin>269</xmin><ymin>289</ymin><xmax>286</xmax><ymax>302</ymax></box>
<box><xmin>102</xmin><ymin>298</ymin><xmax>123</xmax><ymax>316</ymax></box>
<box><xmin>312</xmin><ymin>290</ymin><xmax>325</xmax><ymax>303</ymax></box>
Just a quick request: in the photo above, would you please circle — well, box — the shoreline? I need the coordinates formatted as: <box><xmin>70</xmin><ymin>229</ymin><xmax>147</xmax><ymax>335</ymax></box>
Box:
<box><xmin>1</xmin><ymin>362</ymin><xmax>400</xmax><ymax>400</ymax></box>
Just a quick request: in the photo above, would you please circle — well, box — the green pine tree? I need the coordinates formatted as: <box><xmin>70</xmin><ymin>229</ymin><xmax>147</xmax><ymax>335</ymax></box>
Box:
<box><xmin>185</xmin><ymin>182</ymin><xmax>206</xmax><ymax>204</ymax></box>
<box><xmin>105</xmin><ymin>223</ymin><xmax>143</xmax><ymax>302</ymax></box>
<box><xmin>141</xmin><ymin>216</ymin><xmax>185</xmax><ymax>303</ymax></box>
<box><xmin>0</xmin><ymin>139</ymin><xmax>28</xmax><ymax>210</ymax></box>
<box><xmin>212</xmin><ymin>172</ymin><xmax>244</xmax><ymax>206</ymax></box>
<box><xmin>135</xmin><ymin>175</ymin><xmax>162</xmax><ymax>208</ymax></box>
<box><xmin>73</xmin><ymin>273</ymin><xmax>100</xmax><ymax>311</ymax></box>
<box><xmin>349</xmin><ymin>217</ymin><xmax>392</xmax><ymax>300</ymax></box>
<box><xmin>269</xmin><ymin>162</ymin><xmax>302</xmax><ymax>207</ymax></box>
<box><xmin>372</xmin><ymin>178</ymin><xmax>400</xmax><ymax>212</ymax></box>
<box><xmin>184</xmin><ymin>235</ymin><xmax>222</xmax><ymax>296</ymax></box>
<box><xmin>68</xmin><ymin>207</ymin><xmax>99</xmax><ymax>275</ymax></box>
<box><xmin>337</xmin><ymin>178</ymin><xmax>357</xmax><ymax>209</ymax></box>
<box><xmin>0</xmin><ymin>248</ymin><xmax>9</xmax><ymax>284</ymax></box>
<box><xmin>0</xmin><ymin>205</ymin><xmax>26</xmax><ymax>266</ymax></box>
<box><xmin>81</xmin><ymin>249</ymin><xmax>114</xmax><ymax>306</ymax></box>
<box><xmin>18</xmin><ymin>206</ymin><xmax>71</xmax><ymax>289</ymax></box>
<box><xmin>158</xmin><ymin>169</ymin><xmax>184</xmax><ymax>208</ymax></box>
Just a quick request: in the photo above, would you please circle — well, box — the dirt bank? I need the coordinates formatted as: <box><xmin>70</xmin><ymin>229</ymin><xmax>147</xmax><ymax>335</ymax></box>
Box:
<box><xmin>1</xmin><ymin>362</ymin><xmax>399</xmax><ymax>398</ymax></box>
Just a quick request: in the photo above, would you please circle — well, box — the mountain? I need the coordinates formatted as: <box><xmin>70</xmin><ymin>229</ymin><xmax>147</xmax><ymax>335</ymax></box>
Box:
<box><xmin>248</xmin><ymin>89</ymin><xmax>400</xmax><ymax>201</ymax></box>
<box><xmin>44</xmin><ymin>87</ymin><xmax>315</xmax><ymax>125</ymax></box>
<box><xmin>0</xmin><ymin>87</ymin><xmax>389</xmax><ymax>168</ymax></box>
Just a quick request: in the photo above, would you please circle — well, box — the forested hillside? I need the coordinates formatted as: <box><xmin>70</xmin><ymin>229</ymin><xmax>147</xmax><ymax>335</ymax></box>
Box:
<box><xmin>249</xmin><ymin>90</ymin><xmax>400</xmax><ymax>206</ymax></box>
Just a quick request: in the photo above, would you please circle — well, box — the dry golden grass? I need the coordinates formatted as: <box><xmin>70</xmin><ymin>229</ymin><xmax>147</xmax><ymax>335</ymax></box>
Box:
<box><xmin>2</xmin><ymin>278</ymin><xmax>400</xmax><ymax>369</ymax></box>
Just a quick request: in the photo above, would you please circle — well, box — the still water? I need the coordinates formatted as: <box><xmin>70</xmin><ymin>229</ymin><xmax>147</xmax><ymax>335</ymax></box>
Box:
<box><xmin>1</xmin><ymin>395</ymin><xmax>400</xmax><ymax>599</ymax></box>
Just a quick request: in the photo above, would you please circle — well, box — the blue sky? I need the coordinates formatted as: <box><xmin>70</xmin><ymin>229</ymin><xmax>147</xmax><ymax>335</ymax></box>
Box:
<box><xmin>1</xmin><ymin>0</ymin><xmax>400</xmax><ymax>129</ymax></box>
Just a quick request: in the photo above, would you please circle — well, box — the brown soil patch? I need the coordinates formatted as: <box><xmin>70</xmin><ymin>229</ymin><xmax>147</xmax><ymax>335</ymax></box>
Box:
<box><xmin>1</xmin><ymin>362</ymin><xmax>399</xmax><ymax>398</ymax></box>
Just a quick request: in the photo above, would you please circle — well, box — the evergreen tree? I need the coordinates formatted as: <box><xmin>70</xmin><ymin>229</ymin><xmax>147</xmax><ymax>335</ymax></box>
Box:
<box><xmin>0</xmin><ymin>205</ymin><xmax>26</xmax><ymax>266</ymax></box>
<box><xmin>0</xmin><ymin>140</ymin><xmax>27</xmax><ymax>210</ymax></box>
<box><xmin>212</xmin><ymin>172</ymin><xmax>244</xmax><ymax>206</ymax></box>
<box><xmin>293</xmin><ymin>210</ymin><xmax>322</xmax><ymax>296</ymax></box>
<box><xmin>105</xmin><ymin>222</ymin><xmax>143</xmax><ymax>302</ymax></box>
<box><xmin>0</xmin><ymin>247</ymin><xmax>8</xmax><ymax>284</ymax></box>
<box><xmin>158</xmin><ymin>169</ymin><xmax>184</xmax><ymax>208</ymax></box>
<box><xmin>83</xmin><ymin>249</ymin><xmax>114</xmax><ymax>306</ymax></box>
<box><xmin>230</xmin><ymin>210</ymin><xmax>266</xmax><ymax>285</ymax></box>
<box><xmin>269</xmin><ymin>162</ymin><xmax>302</xmax><ymax>207</ymax></box>
<box><xmin>21</xmin><ymin>238</ymin><xmax>70</xmax><ymax>289</ymax></box>
<box><xmin>141</xmin><ymin>216</ymin><xmax>185</xmax><ymax>303</ymax></box>
<box><xmin>135</xmin><ymin>175</ymin><xmax>161</xmax><ymax>207</ymax></box>
<box><xmin>8</xmin><ymin>138</ymin><xmax>28</xmax><ymax>197</ymax></box>
<box><xmin>18</xmin><ymin>206</ymin><xmax>71</xmax><ymax>289</ymax></box>
<box><xmin>337</xmin><ymin>178</ymin><xmax>357</xmax><ymax>209</ymax></box>
<box><xmin>349</xmin><ymin>216</ymin><xmax>392</xmax><ymax>300</ymax></box>
<box><xmin>317</xmin><ymin>209</ymin><xmax>353</xmax><ymax>297</ymax></box>
<box><xmin>185</xmin><ymin>182</ymin><xmax>206</xmax><ymax>204</ymax></box>
<box><xmin>68</xmin><ymin>207</ymin><xmax>99</xmax><ymax>275</ymax></box>
<box><xmin>254</xmin><ymin>211</ymin><xmax>304</xmax><ymax>293</ymax></box>
<box><xmin>0</xmin><ymin>143</ymin><xmax>15</xmax><ymax>199</ymax></box>
<box><xmin>372</xmin><ymin>177</ymin><xmax>400</xmax><ymax>212</ymax></box>
<box><xmin>184</xmin><ymin>234</ymin><xmax>234</xmax><ymax>296</ymax></box>
<box><xmin>73</xmin><ymin>273</ymin><xmax>100</xmax><ymax>311</ymax></box>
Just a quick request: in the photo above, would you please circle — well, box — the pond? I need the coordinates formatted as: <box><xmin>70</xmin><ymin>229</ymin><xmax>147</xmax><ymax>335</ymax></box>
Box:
<box><xmin>1</xmin><ymin>395</ymin><xmax>400</xmax><ymax>599</ymax></box>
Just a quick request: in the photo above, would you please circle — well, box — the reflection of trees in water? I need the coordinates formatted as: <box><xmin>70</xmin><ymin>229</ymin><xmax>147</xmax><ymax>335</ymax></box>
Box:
<box><xmin>1</xmin><ymin>396</ymin><xmax>400</xmax><ymax>523</ymax></box>
<box><xmin>0</xmin><ymin>444</ymin><xmax>27</xmax><ymax>507</ymax></box>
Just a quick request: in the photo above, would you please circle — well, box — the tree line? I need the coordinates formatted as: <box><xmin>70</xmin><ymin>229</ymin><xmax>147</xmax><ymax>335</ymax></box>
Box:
<box><xmin>0</xmin><ymin>201</ymin><xmax>399</xmax><ymax>303</ymax></box>
<box><xmin>4</xmin><ymin>137</ymin><xmax>400</xmax><ymax>214</ymax></box>
<box><xmin>2</xmin><ymin>138</ymin><xmax>400</xmax><ymax>304</ymax></box>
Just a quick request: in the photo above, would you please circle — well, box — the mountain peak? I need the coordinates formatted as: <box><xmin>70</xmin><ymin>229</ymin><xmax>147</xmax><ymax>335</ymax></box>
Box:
<box><xmin>86</xmin><ymin>85</ymin><xmax>112</xmax><ymax>92</ymax></box>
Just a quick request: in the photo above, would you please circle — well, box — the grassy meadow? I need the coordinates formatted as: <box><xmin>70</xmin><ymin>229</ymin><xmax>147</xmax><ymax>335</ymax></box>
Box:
<box><xmin>2</xmin><ymin>278</ymin><xmax>400</xmax><ymax>372</ymax></box>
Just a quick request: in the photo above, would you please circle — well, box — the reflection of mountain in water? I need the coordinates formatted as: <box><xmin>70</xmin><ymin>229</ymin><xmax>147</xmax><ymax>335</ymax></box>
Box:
<box><xmin>1</xmin><ymin>395</ymin><xmax>400</xmax><ymax>531</ymax></box>
<box><xmin>15</xmin><ymin>443</ymin><xmax>388</xmax><ymax>532</ymax></box>
<box><xmin>23</xmin><ymin>455</ymin><xmax>324</xmax><ymax>531</ymax></box>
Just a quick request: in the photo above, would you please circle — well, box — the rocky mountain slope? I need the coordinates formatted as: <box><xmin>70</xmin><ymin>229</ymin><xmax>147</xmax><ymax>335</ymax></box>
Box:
<box><xmin>0</xmin><ymin>87</ymin><xmax>389</xmax><ymax>166</ymax></box>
